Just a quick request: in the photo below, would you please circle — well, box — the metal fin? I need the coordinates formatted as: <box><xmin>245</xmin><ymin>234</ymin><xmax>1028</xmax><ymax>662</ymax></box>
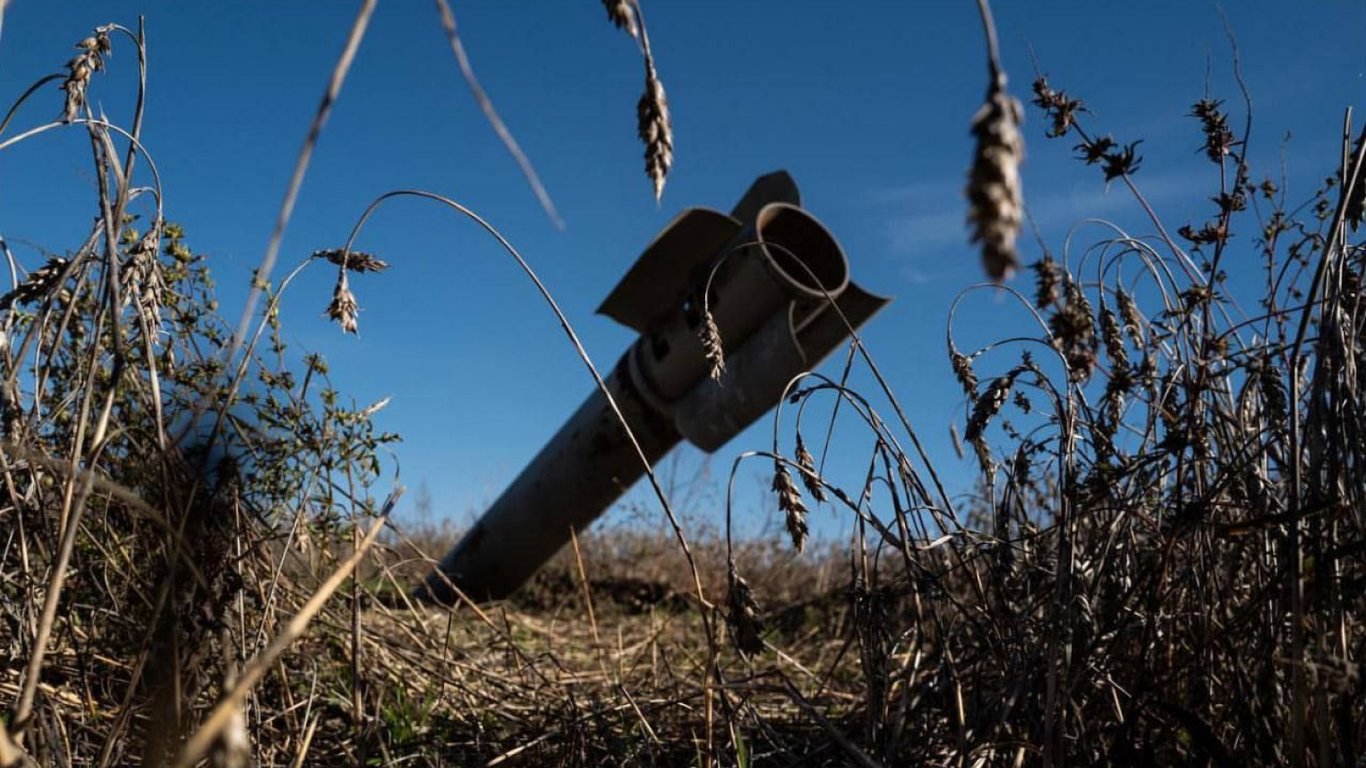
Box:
<box><xmin>728</xmin><ymin>170</ymin><xmax>801</xmax><ymax>223</ymax></box>
<box><xmin>597</xmin><ymin>207</ymin><xmax>739</xmax><ymax>333</ymax></box>
<box><xmin>598</xmin><ymin>171</ymin><xmax>802</xmax><ymax>333</ymax></box>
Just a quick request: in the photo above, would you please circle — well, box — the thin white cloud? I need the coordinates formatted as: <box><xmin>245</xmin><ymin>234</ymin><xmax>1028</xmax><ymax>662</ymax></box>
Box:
<box><xmin>879</xmin><ymin>167</ymin><xmax>1210</xmax><ymax>264</ymax></box>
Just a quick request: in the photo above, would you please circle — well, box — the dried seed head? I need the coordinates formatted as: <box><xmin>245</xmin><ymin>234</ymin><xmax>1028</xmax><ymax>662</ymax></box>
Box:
<box><xmin>726</xmin><ymin>565</ymin><xmax>765</xmax><ymax>657</ymax></box>
<box><xmin>602</xmin><ymin>0</ymin><xmax>639</xmax><ymax>39</ymax></box>
<box><xmin>1104</xmin><ymin>141</ymin><xmax>1143</xmax><ymax>181</ymax></box>
<box><xmin>949</xmin><ymin>343</ymin><xmax>979</xmax><ymax>400</ymax></box>
<box><xmin>1100</xmin><ymin>307</ymin><xmax>1129</xmax><ymax>369</ymax></box>
<box><xmin>699</xmin><ymin>308</ymin><xmax>725</xmax><ymax>381</ymax></box>
<box><xmin>1115</xmin><ymin>287</ymin><xmax>1143</xmax><ymax>344</ymax></box>
<box><xmin>129</xmin><ymin>220</ymin><xmax>161</xmax><ymax>256</ymax></box>
<box><xmin>967</xmin><ymin>79</ymin><xmax>1025</xmax><ymax>281</ymax></box>
<box><xmin>772</xmin><ymin>459</ymin><xmax>808</xmax><ymax>553</ymax></box>
<box><xmin>1049</xmin><ymin>279</ymin><xmax>1098</xmax><ymax>382</ymax></box>
<box><xmin>1191</xmin><ymin>99</ymin><xmax>1236</xmax><ymax>164</ymax></box>
<box><xmin>1137</xmin><ymin>353</ymin><xmax>1159</xmax><ymax>391</ymax></box>
<box><xmin>1032</xmin><ymin>255</ymin><xmax>1062</xmax><ymax>308</ymax></box>
<box><xmin>1178</xmin><ymin>220</ymin><xmax>1230</xmax><ymax>247</ymax></box>
<box><xmin>794</xmin><ymin>433</ymin><xmax>827</xmax><ymax>503</ymax></box>
<box><xmin>122</xmin><ymin>241</ymin><xmax>167</xmax><ymax>327</ymax></box>
<box><xmin>326</xmin><ymin>273</ymin><xmax>360</xmax><ymax>335</ymax></box>
<box><xmin>1103</xmin><ymin>363</ymin><xmax>1133</xmax><ymax>426</ymax></box>
<box><xmin>637</xmin><ymin>58</ymin><xmax>673</xmax><ymax>202</ymax></box>
<box><xmin>2</xmin><ymin>256</ymin><xmax>70</xmax><ymax>309</ymax></box>
<box><xmin>1031</xmin><ymin>76</ymin><xmax>1084</xmax><ymax>138</ymax></box>
<box><xmin>965</xmin><ymin>373</ymin><xmax>1015</xmax><ymax>444</ymax></box>
<box><xmin>61</xmin><ymin>27</ymin><xmax>112</xmax><ymax>123</ymax></box>
<box><xmin>315</xmin><ymin>248</ymin><xmax>389</xmax><ymax>274</ymax></box>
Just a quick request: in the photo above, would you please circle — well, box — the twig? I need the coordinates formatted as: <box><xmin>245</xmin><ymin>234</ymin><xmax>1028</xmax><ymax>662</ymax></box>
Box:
<box><xmin>432</xmin><ymin>0</ymin><xmax>564</xmax><ymax>229</ymax></box>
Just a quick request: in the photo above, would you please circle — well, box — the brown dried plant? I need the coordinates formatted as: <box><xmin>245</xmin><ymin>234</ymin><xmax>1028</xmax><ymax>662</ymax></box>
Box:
<box><xmin>315</xmin><ymin>247</ymin><xmax>389</xmax><ymax>273</ymax></box>
<box><xmin>604</xmin><ymin>0</ymin><xmax>674</xmax><ymax>201</ymax></box>
<box><xmin>1031</xmin><ymin>253</ymin><xmax>1062</xmax><ymax>308</ymax></box>
<box><xmin>699</xmin><ymin>306</ymin><xmax>725</xmax><ymax>380</ymax></box>
<box><xmin>949</xmin><ymin>341</ymin><xmax>980</xmax><ymax>399</ymax></box>
<box><xmin>725</xmin><ymin>564</ymin><xmax>766</xmax><ymax>656</ymax></box>
<box><xmin>771</xmin><ymin>459</ymin><xmax>809</xmax><ymax>553</ymax></box>
<box><xmin>0</xmin><ymin>256</ymin><xmax>70</xmax><ymax>309</ymax></box>
<box><xmin>1049</xmin><ymin>276</ymin><xmax>1098</xmax><ymax>381</ymax></box>
<box><xmin>60</xmin><ymin>26</ymin><xmax>112</xmax><ymax>122</ymax></box>
<box><xmin>638</xmin><ymin>56</ymin><xmax>673</xmax><ymax>202</ymax></box>
<box><xmin>965</xmin><ymin>0</ymin><xmax>1024</xmax><ymax>281</ymax></box>
<box><xmin>794</xmin><ymin>432</ymin><xmax>827</xmax><ymax>503</ymax></box>
<box><xmin>601</xmin><ymin>0</ymin><xmax>638</xmax><ymax>39</ymax></box>
<box><xmin>326</xmin><ymin>272</ymin><xmax>360</xmax><ymax>334</ymax></box>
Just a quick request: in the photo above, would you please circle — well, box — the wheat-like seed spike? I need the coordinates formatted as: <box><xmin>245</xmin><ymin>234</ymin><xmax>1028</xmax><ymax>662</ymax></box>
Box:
<box><xmin>601</xmin><ymin>0</ymin><xmax>638</xmax><ymax>39</ymax></box>
<box><xmin>60</xmin><ymin>28</ymin><xmax>112</xmax><ymax>123</ymax></box>
<box><xmin>638</xmin><ymin>57</ymin><xmax>673</xmax><ymax>202</ymax></box>
<box><xmin>1</xmin><ymin>256</ymin><xmax>70</xmax><ymax>309</ymax></box>
<box><xmin>700</xmin><ymin>309</ymin><xmax>725</xmax><ymax>380</ymax></box>
<box><xmin>966</xmin><ymin>78</ymin><xmax>1024</xmax><ymax>281</ymax></box>
<box><xmin>772</xmin><ymin>459</ymin><xmax>808</xmax><ymax>554</ymax></box>
<box><xmin>1115</xmin><ymin>287</ymin><xmax>1143</xmax><ymax>344</ymax></box>
<box><xmin>1032</xmin><ymin>255</ymin><xmax>1062</xmax><ymax>308</ymax></box>
<box><xmin>1100</xmin><ymin>308</ymin><xmax>1129</xmax><ymax>369</ymax></box>
<box><xmin>950</xmin><ymin>344</ymin><xmax>980</xmax><ymax>400</ymax></box>
<box><xmin>726</xmin><ymin>564</ymin><xmax>765</xmax><ymax>657</ymax></box>
<box><xmin>315</xmin><ymin>248</ymin><xmax>389</xmax><ymax>274</ymax></box>
<box><xmin>326</xmin><ymin>273</ymin><xmax>360</xmax><ymax>335</ymax></box>
<box><xmin>123</xmin><ymin>250</ymin><xmax>166</xmax><ymax>328</ymax></box>
<box><xmin>794</xmin><ymin>433</ymin><xmax>827</xmax><ymax>503</ymax></box>
<box><xmin>120</xmin><ymin>220</ymin><xmax>168</xmax><ymax>327</ymax></box>
<box><xmin>1050</xmin><ymin>278</ymin><xmax>1098</xmax><ymax>382</ymax></box>
<box><xmin>965</xmin><ymin>373</ymin><xmax>1014</xmax><ymax>444</ymax></box>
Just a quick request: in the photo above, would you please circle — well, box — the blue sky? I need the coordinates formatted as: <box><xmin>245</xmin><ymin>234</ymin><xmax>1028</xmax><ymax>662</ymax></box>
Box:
<box><xmin>1</xmin><ymin>2</ymin><xmax>1362</xmax><ymax>539</ymax></box>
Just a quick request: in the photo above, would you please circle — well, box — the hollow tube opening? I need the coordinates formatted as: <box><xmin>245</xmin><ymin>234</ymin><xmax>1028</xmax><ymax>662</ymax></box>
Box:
<box><xmin>754</xmin><ymin>203</ymin><xmax>849</xmax><ymax>300</ymax></box>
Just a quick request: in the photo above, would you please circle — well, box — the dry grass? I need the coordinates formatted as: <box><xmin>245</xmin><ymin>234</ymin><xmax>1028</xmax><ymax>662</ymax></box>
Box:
<box><xmin>1</xmin><ymin>6</ymin><xmax>1364</xmax><ymax>768</ymax></box>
